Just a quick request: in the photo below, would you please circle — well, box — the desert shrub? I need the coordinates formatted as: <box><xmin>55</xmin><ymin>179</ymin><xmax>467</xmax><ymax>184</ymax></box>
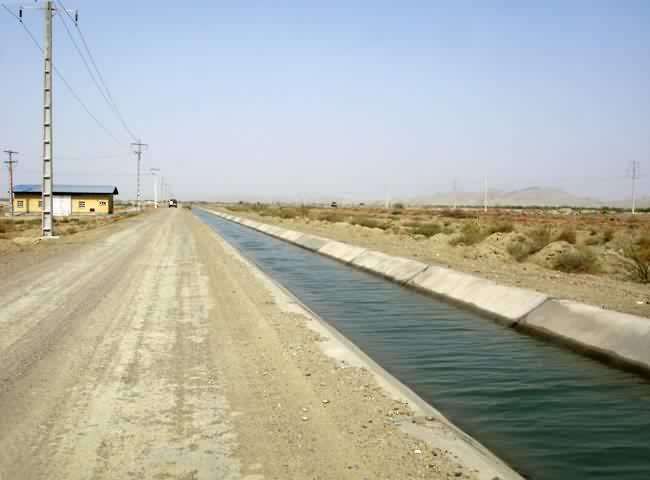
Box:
<box><xmin>584</xmin><ymin>235</ymin><xmax>601</xmax><ymax>246</ymax></box>
<box><xmin>0</xmin><ymin>223</ymin><xmax>6</xmax><ymax>234</ymax></box>
<box><xmin>556</xmin><ymin>227</ymin><xmax>576</xmax><ymax>244</ymax></box>
<box><xmin>624</xmin><ymin>236</ymin><xmax>650</xmax><ymax>283</ymax></box>
<box><xmin>449</xmin><ymin>221</ymin><xmax>487</xmax><ymax>246</ymax></box>
<box><xmin>393</xmin><ymin>202</ymin><xmax>405</xmax><ymax>209</ymax></box>
<box><xmin>507</xmin><ymin>237</ymin><xmax>533</xmax><ymax>262</ymax></box>
<box><xmin>527</xmin><ymin>225</ymin><xmax>553</xmax><ymax>253</ymax></box>
<box><xmin>439</xmin><ymin>208</ymin><xmax>471</xmax><ymax>219</ymax></box>
<box><xmin>603</xmin><ymin>228</ymin><xmax>614</xmax><ymax>243</ymax></box>
<box><xmin>350</xmin><ymin>216</ymin><xmax>390</xmax><ymax>230</ymax></box>
<box><xmin>554</xmin><ymin>247</ymin><xmax>599</xmax><ymax>274</ymax></box>
<box><xmin>488</xmin><ymin>221</ymin><xmax>514</xmax><ymax>234</ymax></box>
<box><xmin>275</xmin><ymin>208</ymin><xmax>300</xmax><ymax>219</ymax></box>
<box><xmin>66</xmin><ymin>227</ymin><xmax>78</xmax><ymax>235</ymax></box>
<box><xmin>317</xmin><ymin>211</ymin><xmax>345</xmax><ymax>223</ymax></box>
<box><xmin>410</xmin><ymin>222</ymin><xmax>441</xmax><ymax>237</ymax></box>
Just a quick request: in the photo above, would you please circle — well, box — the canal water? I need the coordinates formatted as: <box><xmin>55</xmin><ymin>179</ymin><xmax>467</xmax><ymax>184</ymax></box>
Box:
<box><xmin>195</xmin><ymin>209</ymin><xmax>650</xmax><ymax>480</ymax></box>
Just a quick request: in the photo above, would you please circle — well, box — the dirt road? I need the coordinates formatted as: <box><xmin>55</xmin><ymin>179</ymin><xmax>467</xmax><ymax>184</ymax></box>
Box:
<box><xmin>0</xmin><ymin>209</ymin><xmax>489</xmax><ymax>480</ymax></box>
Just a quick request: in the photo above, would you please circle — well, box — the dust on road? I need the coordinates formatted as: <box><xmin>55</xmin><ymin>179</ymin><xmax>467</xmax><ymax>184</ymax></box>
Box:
<box><xmin>0</xmin><ymin>209</ymin><xmax>483</xmax><ymax>479</ymax></box>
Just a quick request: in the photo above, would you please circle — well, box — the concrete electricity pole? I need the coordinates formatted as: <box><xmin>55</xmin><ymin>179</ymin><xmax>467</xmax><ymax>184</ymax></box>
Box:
<box><xmin>42</xmin><ymin>0</ymin><xmax>54</xmax><ymax>236</ymax></box>
<box><xmin>631</xmin><ymin>160</ymin><xmax>640</xmax><ymax>215</ymax></box>
<box><xmin>150</xmin><ymin>168</ymin><xmax>160</xmax><ymax>208</ymax></box>
<box><xmin>130</xmin><ymin>140</ymin><xmax>148</xmax><ymax>210</ymax></box>
<box><xmin>3</xmin><ymin>150</ymin><xmax>19</xmax><ymax>216</ymax></box>
<box><xmin>483</xmin><ymin>177</ymin><xmax>488</xmax><ymax>213</ymax></box>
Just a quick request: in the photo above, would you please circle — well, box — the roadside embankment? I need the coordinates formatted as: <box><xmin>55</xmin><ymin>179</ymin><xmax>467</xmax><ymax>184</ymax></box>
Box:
<box><xmin>205</xmin><ymin>209</ymin><xmax>650</xmax><ymax>374</ymax></box>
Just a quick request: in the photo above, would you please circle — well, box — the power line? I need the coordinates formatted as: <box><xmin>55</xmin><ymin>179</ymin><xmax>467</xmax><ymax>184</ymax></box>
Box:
<box><xmin>1</xmin><ymin>3</ymin><xmax>123</xmax><ymax>146</ymax></box>
<box><xmin>56</xmin><ymin>0</ymin><xmax>139</xmax><ymax>142</ymax></box>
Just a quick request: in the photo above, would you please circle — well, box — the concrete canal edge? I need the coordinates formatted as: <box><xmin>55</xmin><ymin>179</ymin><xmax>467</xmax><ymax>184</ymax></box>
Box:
<box><xmin>204</xmin><ymin>213</ymin><xmax>525</xmax><ymax>480</ymax></box>
<box><xmin>203</xmin><ymin>209</ymin><xmax>650</xmax><ymax>374</ymax></box>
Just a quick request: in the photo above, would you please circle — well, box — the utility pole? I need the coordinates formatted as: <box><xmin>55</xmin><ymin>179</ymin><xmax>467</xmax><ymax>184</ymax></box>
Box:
<box><xmin>130</xmin><ymin>140</ymin><xmax>148</xmax><ymax>210</ymax></box>
<box><xmin>483</xmin><ymin>176</ymin><xmax>488</xmax><ymax>213</ymax></box>
<box><xmin>631</xmin><ymin>160</ymin><xmax>640</xmax><ymax>215</ymax></box>
<box><xmin>3</xmin><ymin>150</ymin><xmax>19</xmax><ymax>216</ymax></box>
<box><xmin>452</xmin><ymin>178</ymin><xmax>458</xmax><ymax>210</ymax></box>
<box><xmin>150</xmin><ymin>168</ymin><xmax>160</xmax><ymax>208</ymax></box>
<box><xmin>42</xmin><ymin>0</ymin><xmax>54</xmax><ymax>236</ymax></box>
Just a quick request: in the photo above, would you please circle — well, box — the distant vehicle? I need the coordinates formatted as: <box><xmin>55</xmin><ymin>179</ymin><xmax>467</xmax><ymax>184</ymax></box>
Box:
<box><xmin>168</xmin><ymin>198</ymin><xmax>178</xmax><ymax>208</ymax></box>
<box><xmin>330</xmin><ymin>201</ymin><xmax>338</xmax><ymax>208</ymax></box>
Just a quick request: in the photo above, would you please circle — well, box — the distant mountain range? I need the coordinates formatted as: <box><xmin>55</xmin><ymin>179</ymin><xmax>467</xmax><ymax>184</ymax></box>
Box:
<box><xmin>406</xmin><ymin>186</ymin><xmax>649</xmax><ymax>209</ymax></box>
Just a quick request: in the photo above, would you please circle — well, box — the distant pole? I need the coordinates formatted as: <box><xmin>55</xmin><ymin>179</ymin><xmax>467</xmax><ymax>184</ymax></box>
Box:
<box><xmin>130</xmin><ymin>140</ymin><xmax>148</xmax><ymax>210</ymax></box>
<box><xmin>42</xmin><ymin>0</ymin><xmax>54</xmax><ymax>236</ymax></box>
<box><xmin>483</xmin><ymin>176</ymin><xmax>488</xmax><ymax>213</ymax></box>
<box><xmin>631</xmin><ymin>160</ymin><xmax>639</xmax><ymax>215</ymax></box>
<box><xmin>150</xmin><ymin>168</ymin><xmax>160</xmax><ymax>208</ymax></box>
<box><xmin>3</xmin><ymin>150</ymin><xmax>19</xmax><ymax>216</ymax></box>
<box><xmin>453</xmin><ymin>178</ymin><xmax>458</xmax><ymax>210</ymax></box>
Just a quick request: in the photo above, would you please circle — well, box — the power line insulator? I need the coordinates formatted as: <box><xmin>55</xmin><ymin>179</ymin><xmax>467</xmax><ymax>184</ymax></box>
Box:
<box><xmin>19</xmin><ymin>7</ymin><xmax>22</xmax><ymax>20</ymax></box>
<box><xmin>74</xmin><ymin>10</ymin><xmax>78</xmax><ymax>25</ymax></box>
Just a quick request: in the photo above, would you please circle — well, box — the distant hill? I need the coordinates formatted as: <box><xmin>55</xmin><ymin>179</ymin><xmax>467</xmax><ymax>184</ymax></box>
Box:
<box><xmin>408</xmin><ymin>186</ymin><xmax>648</xmax><ymax>209</ymax></box>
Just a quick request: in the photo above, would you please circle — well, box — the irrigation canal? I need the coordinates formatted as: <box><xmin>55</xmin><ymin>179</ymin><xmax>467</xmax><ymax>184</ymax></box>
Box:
<box><xmin>195</xmin><ymin>209</ymin><xmax>650</xmax><ymax>480</ymax></box>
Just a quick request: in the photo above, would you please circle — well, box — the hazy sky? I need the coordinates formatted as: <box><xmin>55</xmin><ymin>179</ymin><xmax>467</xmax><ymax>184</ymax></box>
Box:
<box><xmin>1</xmin><ymin>1</ymin><xmax>649</xmax><ymax>201</ymax></box>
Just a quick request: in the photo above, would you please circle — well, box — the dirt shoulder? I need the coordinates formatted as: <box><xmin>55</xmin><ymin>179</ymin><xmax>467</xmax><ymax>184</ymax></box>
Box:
<box><xmin>213</xmin><ymin>207</ymin><xmax>650</xmax><ymax>318</ymax></box>
<box><xmin>0</xmin><ymin>209</ymin><xmax>489</xmax><ymax>479</ymax></box>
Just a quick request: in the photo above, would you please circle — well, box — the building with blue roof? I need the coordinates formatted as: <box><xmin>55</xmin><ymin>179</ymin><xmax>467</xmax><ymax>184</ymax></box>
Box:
<box><xmin>13</xmin><ymin>184</ymin><xmax>119</xmax><ymax>216</ymax></box>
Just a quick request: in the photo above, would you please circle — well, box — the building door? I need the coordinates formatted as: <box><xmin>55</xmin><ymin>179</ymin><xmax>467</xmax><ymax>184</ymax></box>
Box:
<box><xmin>53</xmin><ymin>195</ymin><xmax>71</xmax><ymax>216</ymax></box>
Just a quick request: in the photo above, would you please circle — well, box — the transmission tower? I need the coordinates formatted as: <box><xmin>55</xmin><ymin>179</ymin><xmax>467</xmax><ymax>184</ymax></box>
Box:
<box><xmin>131</xmin><ymin>140</ymin><xmax>148</xmax><ymax>210</ymax></box>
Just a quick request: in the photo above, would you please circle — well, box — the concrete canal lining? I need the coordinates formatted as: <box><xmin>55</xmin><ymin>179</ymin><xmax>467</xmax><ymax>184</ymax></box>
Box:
<box><xmin>205</xmin><ymin>214</ymin><xmax>524</xmax><ymax>480</ymax></box>
<box><xmin>203</xmin><ymin>208</ymin><xmax>650</xmax><ymax>373</ymax></box>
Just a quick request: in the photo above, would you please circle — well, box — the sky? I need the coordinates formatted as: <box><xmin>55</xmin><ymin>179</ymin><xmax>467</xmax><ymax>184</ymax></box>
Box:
<box><xmin>1</xmin><ymin>1</ymin><xmax>649</xmax><ymax>202</ymax></box>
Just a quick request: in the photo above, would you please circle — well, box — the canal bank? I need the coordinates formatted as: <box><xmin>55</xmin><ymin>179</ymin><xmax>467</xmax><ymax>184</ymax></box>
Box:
<box><xmin>195</xmin><ymin>208</ymin><xmax>650</xmax><ymax>480</ymax></box>
<box><xmin>206</xmin><ymin>209</ymin><xmax>650</xmax><ymax>374</ymax></box>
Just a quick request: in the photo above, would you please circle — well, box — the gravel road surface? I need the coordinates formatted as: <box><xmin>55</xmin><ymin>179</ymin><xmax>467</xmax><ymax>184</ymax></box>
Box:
<box><xmin>0</xmin><ymin>209</ymin><xmax>486</xmax><ymax>479</ymax></box>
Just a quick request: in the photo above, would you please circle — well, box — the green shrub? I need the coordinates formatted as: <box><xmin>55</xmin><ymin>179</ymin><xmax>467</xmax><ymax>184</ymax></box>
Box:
<box><xmin>556</xmin><ymin>227</ymin><xmax>577</xmax><ymax>244</ymax></box>
<box><xmin>554</xmin><ymin>247</ymin><xmax>599</xmax><ymax>274</ymax></box>
<box><xmin>449</xmin><ymin>221</ymin><xmax>487</xmax><ymax>246</ymax></box>
<box><xmin>410</xmin><ymin>223</ymin><xmax>441</xmax><ymax>237</ymax></box>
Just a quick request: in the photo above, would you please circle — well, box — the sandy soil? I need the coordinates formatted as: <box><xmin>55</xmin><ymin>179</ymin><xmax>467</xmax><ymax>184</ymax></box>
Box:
<box><xmin>215</xmin><ymin>208</ymin><xmax>650</xmax><ymax>318</ymax></box>
<box><xmin>0</xmin><ymin>209</ymin><xmax>486</xmax><ymax>479</ymax></box>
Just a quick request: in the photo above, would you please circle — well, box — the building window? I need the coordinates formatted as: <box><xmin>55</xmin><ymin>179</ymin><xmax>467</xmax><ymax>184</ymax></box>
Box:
<box><xmin>99</xmin><ymin>200</ymin><xmax>107</xmax><ymax>206</ymax></box>
<box><xmin>79</xmin><ymin>201</ymin><xmax>86</xmax><ymax>208</ymax></box>
<box><xmin>17</xmin><ymin>200</ymin><xmax>24</xmax><ymax>208</ymax></box>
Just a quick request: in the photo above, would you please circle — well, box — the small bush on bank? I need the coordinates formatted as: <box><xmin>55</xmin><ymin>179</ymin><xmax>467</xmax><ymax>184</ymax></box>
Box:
<box><xmin>554</xmin><ymin>247</ymin><xmax>599</xmax><ymax>274</ymax></box>
<box><xmin>624</xmin><ymin>235</ymin><xmax>650</xmax><ymax>283</ymax></box>
<box><xmin>449</xmin><ymin>221</ymin><xmax>487</xmax><ymax>246</ymax></box>
<box><xmin>410</xmin><ymin>222</ymin><xmax>441</xmax><ymax>237</ymax></box>
<box><xmin>350</xmin><ymin>216</ymin><xmax>390</xmax><ymax>230</ymax></box>
<box><xmin>439</xmin><ymin>208</ymin><xmax>471</xmax><ymax>219</ymax></box>
<box><xmin>507</xmin><ymin>235</ymin><xmax>532</xmax><ymax>262</ymax></box>
<box><xmin>556</xmin><ymin>227</ymin><xmax>577</xmax><ymax>244</ymax></box>
<box><xmin>317</xmin><ymin>211</ymin><xmax>345</xmax><ymax>223</ymax></box>
<box><xmin>528</xmin><ymin>225</ymin><xmax>553</xmax><ymax>253</ymax></box>
<box><xmin>488</xmin><ymin>221</ymin><xmax>515</xmax><ymax>235</ymax></box>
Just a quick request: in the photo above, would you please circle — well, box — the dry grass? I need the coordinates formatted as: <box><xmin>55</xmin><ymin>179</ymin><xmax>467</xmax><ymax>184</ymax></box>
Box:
<box><xmin>487</xmin><ymin>221</ymin><xmax>515</xmax><ymax>234</ymax></box>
